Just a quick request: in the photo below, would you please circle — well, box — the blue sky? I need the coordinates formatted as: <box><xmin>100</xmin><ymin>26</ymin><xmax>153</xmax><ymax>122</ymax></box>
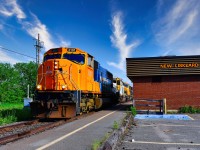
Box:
<box><xmin>0</xmin><ymin>0</ymin><xmax>200</xmax><ymax>84</ymax></box>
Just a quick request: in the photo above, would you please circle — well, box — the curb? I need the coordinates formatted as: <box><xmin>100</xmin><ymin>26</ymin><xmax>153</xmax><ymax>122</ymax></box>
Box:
<box><xmin>99</xmin><ymin>113</ymin><xmax>133</xmax><ymax>150</ymax></box>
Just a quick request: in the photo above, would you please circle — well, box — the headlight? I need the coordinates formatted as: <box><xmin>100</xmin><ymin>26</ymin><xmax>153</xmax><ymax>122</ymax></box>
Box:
<box><xmin>54</xmin><ymin>61</ymin><xmax>59</xmax><ymax>70</ymax></box>
<box><xmin>37</xmin><ymin>85</ymin><xmax>42</xmax><ymax>90</ymax></box>
<box><xmin>62</xmin><ymin>85</ymin><xmax>67</xmax><ymax>89</ymax></box>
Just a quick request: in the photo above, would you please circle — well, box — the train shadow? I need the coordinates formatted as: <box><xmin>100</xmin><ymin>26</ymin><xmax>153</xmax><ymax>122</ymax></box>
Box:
<box><xmin>102</xmin><ymin>101</ymin><xmax>133</xmax><ymax>112</ymax></box>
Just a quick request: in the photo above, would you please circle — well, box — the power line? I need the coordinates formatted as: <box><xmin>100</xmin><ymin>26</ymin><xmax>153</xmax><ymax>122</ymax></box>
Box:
<box><xmin>0</xmin><ymin>46</ymin><xmax>36</xmax><ymax>60</ymax></box>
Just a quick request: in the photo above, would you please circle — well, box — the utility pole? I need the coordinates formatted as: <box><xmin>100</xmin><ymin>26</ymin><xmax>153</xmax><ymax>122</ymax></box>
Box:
<box><xmin>35</xmin><ymin>34</ymin><xmax>43</xmax><ymax>66</ymax></box>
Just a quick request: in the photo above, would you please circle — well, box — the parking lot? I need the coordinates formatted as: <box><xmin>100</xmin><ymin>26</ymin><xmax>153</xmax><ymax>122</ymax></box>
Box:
<box><xmin>115</xmin><ymin>114</ymin><xmax>200</xmax><ymax>150</ymax></box>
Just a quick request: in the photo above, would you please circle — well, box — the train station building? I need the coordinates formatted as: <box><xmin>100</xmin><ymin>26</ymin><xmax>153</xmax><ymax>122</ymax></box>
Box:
<box><xmin>126</xmin><ymin>55</ymin><xmax>200</xmax><ymax>110</ymax></box>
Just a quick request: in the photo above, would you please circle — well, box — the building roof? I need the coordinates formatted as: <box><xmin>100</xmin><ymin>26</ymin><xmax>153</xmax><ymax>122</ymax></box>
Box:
<box><xmin>126</xmin><ymin>55</ymin><xmax>200</xmax><ymax>81</ymax></box>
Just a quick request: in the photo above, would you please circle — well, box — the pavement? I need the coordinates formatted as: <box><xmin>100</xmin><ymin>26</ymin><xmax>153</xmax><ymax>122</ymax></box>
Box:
<box><xmin>115</xmin><ymin>114</ymin><xmax>200</xmax><ymax>150</ymax></box>
<box><xmin>0</xmin><ymin>102</ymin><xmax>132</xmax><ymax>150</ymax></box>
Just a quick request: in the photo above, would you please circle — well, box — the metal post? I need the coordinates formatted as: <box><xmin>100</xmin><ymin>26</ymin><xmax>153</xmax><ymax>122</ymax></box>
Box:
<box><xmin>163</xmin><ymin>98</ymin><xmax>167</xmax><ymax>114</ymax></box>
<box><xmin>27</xmin><ymin>84</ymin><xmax>29</xmax><ymax>98</ymax></box>
<box><xmin>159</xmin><ymin>100</ymin><xmax>162</xmax><ymax>114</ymax></box>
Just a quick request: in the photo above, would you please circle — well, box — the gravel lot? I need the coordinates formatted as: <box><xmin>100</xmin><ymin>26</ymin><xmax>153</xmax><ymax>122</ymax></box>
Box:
<box><xmin>115</xmin><ymin>114</ymin><xmax>200</xmax><ymax>150</ymax></box>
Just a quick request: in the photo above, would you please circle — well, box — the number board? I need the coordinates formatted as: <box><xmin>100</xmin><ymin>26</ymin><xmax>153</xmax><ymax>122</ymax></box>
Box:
<box><xmin>67</xmin><ymin>48</ymin><xmax>76</xmax><ymax>52</ymax></box>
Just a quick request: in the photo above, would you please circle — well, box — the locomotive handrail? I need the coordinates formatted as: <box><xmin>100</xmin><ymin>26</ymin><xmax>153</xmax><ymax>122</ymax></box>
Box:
<box><xmin>69</xmin><ymin>64</ymin><xmax>80</xmax><ymax>90</ymax></box>
<box><xmin>37</xmin><ymin>65</ymin><xmax>44</xmax><ymax>86</ymax></box>
<box><xmin>71</xmin><ymin>78</ymin><xmax>80</xmax><ymax>90</ymax></box>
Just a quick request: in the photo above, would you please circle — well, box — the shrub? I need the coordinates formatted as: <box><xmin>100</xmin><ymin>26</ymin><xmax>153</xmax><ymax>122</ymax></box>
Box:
<box><xmin>113</xmin><ymin>121</ymin><xmax>119</xmax><ymax>130</ymax></box>
<box><xmin>130</xmin><ymin>106</ymin><xmax>137</xmax><ymax>116</ymax></box>
<box><xmin>0</xmin><ymin>103</ymin><xmax>32</xmax><ymax>125</ymax></box>
<box><xmin>179</xmin><ymin>105</ymin><xmax>200</xmax><ymax>114</ymax></box>
<box><xmin>91</xmin><ymin>140</ymin><xmax>101</xmax><ymax>150</ymax></box>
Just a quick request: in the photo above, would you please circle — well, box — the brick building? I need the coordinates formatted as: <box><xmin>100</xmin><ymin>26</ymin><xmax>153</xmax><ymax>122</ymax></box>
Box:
<box><xmin>126</xmin><ymin>55</ymin><xmax>200</xmax><ymax>110</ymax></box>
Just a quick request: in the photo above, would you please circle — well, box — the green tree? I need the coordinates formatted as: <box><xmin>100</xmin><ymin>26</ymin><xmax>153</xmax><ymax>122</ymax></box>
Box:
<box><xmin>14</xmin><ymin>62</ymin><xmax>37</xmax><ymax>98</ymax></box>
<box><xmin>0</xmin><ymin>62</ymin><xmax>37</xmax><ymax>103</ymax></box>
<box><xmin>0</xmin><ymin>63</ymin><xmax>24</xmax><ymax>103</ymax></box>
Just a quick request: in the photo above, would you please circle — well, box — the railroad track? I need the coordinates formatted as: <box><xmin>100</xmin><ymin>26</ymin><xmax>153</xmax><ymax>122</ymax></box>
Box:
<box><xmin>0</xmin><ymin>112</ymin><xmax>95</xmax><ymax>145</ymax></box>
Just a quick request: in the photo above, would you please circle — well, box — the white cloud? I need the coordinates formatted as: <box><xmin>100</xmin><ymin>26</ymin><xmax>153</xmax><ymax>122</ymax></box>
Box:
<box><xmin>21</xmin><ymin>13</ymin><xmax>56</xmax><ymax>51</ymax></box>
<box><xmin>153</xmin><ymin>0</ymin><xmax>200</xmax><ymax>55</ymax></box>
<box><xmin>58</xmin><ymin>35</ymin><xmax>71</xmax><ymax>48</ymax></box>
<box><xmin>0</xmin><ymin>0</ymin><xmax>71</xmax><ymax>63</ymax></box>
<box><xmin>0</xmin><ymin>49</ymin><xmax>21</xmax><ymax>64</ymax></box>
<box><xmin>108</xmin><ymin>11</ymin><xmax>140</xmax><ymax>71</ymax></box>
<box><xmin>21</xmin><ymin>13</ymin><xmax>71</xmax><ymax>51</ymax></box>
<box><xmin>0</xmin><ymin>0</ymin><xmax>26</xmax><ymax>19</ymax></box>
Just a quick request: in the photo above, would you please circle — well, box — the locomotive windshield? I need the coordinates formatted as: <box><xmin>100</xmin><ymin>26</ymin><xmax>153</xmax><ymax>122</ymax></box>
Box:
<box><xmin>43</xmin><ymin>54</ymin><xmax>61</xmax><ymax>62</ymax></box>
<box><xmin>124</xmin><ymin>83</ymin><xmax>128</xmax><ymax>87</ymax></box>
<box><xmin>63</xmin><ymin>53</ymin><xmax>85</xmax><ymax>65</ymax></box>
<box><xmin>116</xmin><ymin>80</ymin><xmax>120</xmax><ymax>85</ymax></box>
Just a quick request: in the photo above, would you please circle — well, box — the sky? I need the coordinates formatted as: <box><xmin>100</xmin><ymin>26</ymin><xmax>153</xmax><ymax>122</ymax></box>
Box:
<box><xmin>0</xmin><ymin>0</ymin><xmax>200</xmax><ymax>84</ymax></box>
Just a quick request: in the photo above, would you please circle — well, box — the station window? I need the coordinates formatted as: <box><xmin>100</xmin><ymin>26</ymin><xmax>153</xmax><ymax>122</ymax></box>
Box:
<box><xmin>152</xmin><ymin>76</ymin><xmax>162</xmax><ymax>83</ymax></box>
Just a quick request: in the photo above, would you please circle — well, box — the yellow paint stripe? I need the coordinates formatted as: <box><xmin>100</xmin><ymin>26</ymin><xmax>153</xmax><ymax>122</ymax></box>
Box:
<box><xmin>125</xmin><ymin>140</ymin><xmax>200</xmax><ymax>146</ymax></box>
<box><xmin>36</xmin><ymin>110</ymin><xmax>116</xmax><ymax>150</ymax></box>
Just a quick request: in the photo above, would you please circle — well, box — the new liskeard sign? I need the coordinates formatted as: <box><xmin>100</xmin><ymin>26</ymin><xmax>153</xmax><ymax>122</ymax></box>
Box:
<box><xmin>160</xmin><ymin>63</ymin><xmax>199</xmax><ymax>69</ymax></box>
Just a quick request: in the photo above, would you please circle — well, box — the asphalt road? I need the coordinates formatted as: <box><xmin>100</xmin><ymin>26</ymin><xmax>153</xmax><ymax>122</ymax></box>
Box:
<box><xmin>0</xmin><ymin>102</ymin><xmax>132</xmax><ymax>150</ymax></box>
<box><xmin>115</xmin><ymin>114</ymin><xmax>200</xmax><ymax>150</ymax></box>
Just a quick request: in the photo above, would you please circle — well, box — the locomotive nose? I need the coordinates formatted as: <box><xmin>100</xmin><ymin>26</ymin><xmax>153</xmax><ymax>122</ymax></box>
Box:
<box><xmin>37</xmin><ymin>60</ymin><xmax>60</xmax><ymax>91</ymax></box>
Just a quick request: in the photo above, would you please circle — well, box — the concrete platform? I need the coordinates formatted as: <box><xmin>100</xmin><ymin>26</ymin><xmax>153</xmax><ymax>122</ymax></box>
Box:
<box><xmin>0</xmin><ymin>102</ymin><xmax>132</xmax><ymax>150</ymax></box>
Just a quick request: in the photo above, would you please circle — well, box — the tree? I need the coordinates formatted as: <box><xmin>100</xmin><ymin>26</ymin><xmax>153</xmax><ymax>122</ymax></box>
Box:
<box><xmin>0</xmin><ymin>63</ymin><xmax>24</xmax><ymax>103</ymax></box>
<box><xmin>0</xmin><ymin>62</ymin><xmax>37</xmax><ymax>103</ymax></box>
<box><xmin>14</xmin><ymin>62</ymin><xmax>37</xmax><ymax>98</ymax></box>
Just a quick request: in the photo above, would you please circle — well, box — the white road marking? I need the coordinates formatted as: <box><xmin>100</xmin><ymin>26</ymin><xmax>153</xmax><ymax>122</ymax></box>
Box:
<box><xmin>141</xmin><ymin>124</ymin><xmax>200</xmax><ymax>128</ymax></box>
<box><xmin>187</xmin><ymin>115</ymin><xmax>194</xmax><ymax>120</ymax></box>
<box><xmin>141</xmin><ymin>124</ymin><xmax>184</xmax><ymax>127</ymax></box>
<box><xmin>36</xmin><ymin>110</ymin><xmax>117</xmax><ymax>150</ymax></box>
<box><xmin>124</xmin><ymin>140</ymin><xmax>200</xmax><ymax>146</ymax></box>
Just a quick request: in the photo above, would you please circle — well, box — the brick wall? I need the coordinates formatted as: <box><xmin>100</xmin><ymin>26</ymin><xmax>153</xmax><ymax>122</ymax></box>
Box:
<box><xmin>133</xmin><ymin>75</ymin><xmax>200</xmax><ymax>110</ymax></box>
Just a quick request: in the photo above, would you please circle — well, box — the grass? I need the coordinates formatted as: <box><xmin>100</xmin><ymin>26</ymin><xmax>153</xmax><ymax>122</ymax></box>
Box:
<box><xmin>91</xmin><ymin>133</ymin><xmax>110</xmax><ymax>150</ymax></box>
<box><xmin>91</xmin><ymin>120</ymin><xmax>119</xmax><ymax>149</ymax></box>
<box><xmin>179</xmin><ymin>105</ymin><xmax>200</xmax><ymax>113</ymax></box>
<box><xmin>0</xmin><ymin>103</ymin><xmax>23</xmax><ymax>110</ymax></box>
<box><xmin>113</xmin><ymin>121</ymin><xmax>119</xmax><ymax>130</ymax></box>
<box><xmin>91</xmin><ymin>140</ymin><xmax>101</xmax><ymax>150</ymax></box>
<box><xmin>91</xmin><ymin>109</ymin><xmax>133</xmax><ymax>150</ymax></box>
<box><xmin>0</xmin><ymin>103</ymin><xmax>32</xmax><ymax>126</ymax></box>
<box><xmin>130</xmin><ymin>106</ymin><xmax>137</xmax><ymax>116</ymax></box>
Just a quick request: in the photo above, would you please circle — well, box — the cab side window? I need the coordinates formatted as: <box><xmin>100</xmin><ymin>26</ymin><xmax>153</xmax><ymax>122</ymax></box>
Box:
<box><xmin>88</xmin><ymin>55</ymin><xmax>94</xmax><ymax>67</ymax></box>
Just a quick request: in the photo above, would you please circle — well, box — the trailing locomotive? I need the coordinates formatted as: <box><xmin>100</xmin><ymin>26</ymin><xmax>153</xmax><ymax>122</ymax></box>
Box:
<box><xmin>113</xmin><ymin>77</ymin><xmax>133</xmax><ymax>102</ymax></box>
<box><xmin>30</xmin><ymin>47</ymin><xmax>118</xmax><ymax>118</ymax></box>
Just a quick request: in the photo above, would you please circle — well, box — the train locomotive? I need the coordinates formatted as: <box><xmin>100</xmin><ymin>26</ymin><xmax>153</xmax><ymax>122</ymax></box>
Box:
<box><xmin>30</xmin><ymin>47</ymin><xmax>118</xmax><ymax>118</ymax></box>
<box><xmin>113</xmin><ymin>78</ymin><xmax>133</xmax><ymax>102</ymax></box>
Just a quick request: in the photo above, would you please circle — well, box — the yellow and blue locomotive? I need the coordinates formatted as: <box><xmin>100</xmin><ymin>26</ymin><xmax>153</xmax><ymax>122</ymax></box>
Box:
<box><xmin>30</xmin><ymin>47</ymin><xmax>116</xmax><ymax>118</ymax></box>
<box><xmin>113</xmin><ymin>77</ymin><xmax>133</xmax><ymax>102</ymax></box>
